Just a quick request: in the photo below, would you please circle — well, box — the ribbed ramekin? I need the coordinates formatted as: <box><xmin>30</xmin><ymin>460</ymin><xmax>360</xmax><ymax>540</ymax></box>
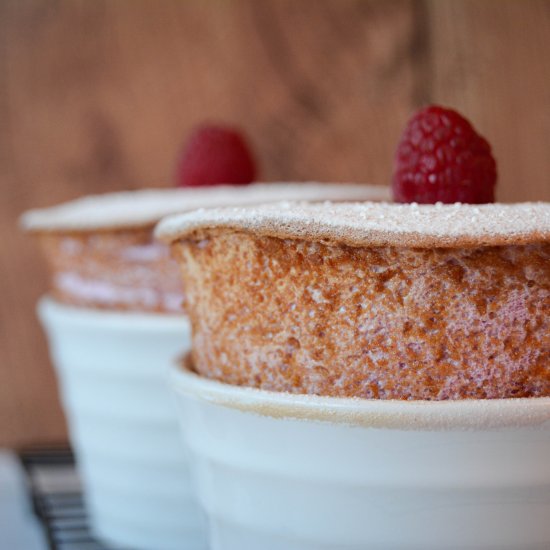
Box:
<box><xmin>38</xmin><ymin>297</ymin><xmax>208</xmax><ymax>550</ymax></box>
<box><xmin>171</xmin><ymin>359</ymin><xmax>550</xmax><ymax>550</ymax></box>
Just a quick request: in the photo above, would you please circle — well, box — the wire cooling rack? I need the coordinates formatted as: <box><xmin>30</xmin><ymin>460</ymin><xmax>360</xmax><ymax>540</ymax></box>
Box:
<box><xmin>18</xmin><ymin>445</ymin><xmax>110</xmax><ymax>550</ymax></box>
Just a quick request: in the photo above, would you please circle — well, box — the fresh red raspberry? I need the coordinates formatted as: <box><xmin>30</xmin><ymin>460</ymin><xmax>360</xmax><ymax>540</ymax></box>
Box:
<box><xmin>176</xmin><ymin>124</ymin><xmax>257</xmax><ymax>187</ymax></box>
<box><xmin>392</xmin><ymin>105</ymin><xmax>496</xmax><ymax>204</ymax></box>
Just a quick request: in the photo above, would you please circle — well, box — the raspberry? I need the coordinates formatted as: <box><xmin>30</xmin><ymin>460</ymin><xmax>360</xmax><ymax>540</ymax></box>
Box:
<box><xmin>176</xmin><ymin>124</ymin><xmax>257</xmax><ymax>187</ymax></box>
<box><xmin>392</xmin><ymin>105</ymin><xmax>496</xmax><ymax>204</ymax></box>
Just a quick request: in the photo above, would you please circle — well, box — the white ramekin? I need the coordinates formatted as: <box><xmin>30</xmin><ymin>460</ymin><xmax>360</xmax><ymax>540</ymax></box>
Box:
<box><xmin>38</xmin><ymin>298</ymin><xmax>208</xmax><ymax>550</ymax></box>
<box><xmin>171</xmin><ymin>360</ymin><xmax>550</xmax><ymax>550</ymax></box>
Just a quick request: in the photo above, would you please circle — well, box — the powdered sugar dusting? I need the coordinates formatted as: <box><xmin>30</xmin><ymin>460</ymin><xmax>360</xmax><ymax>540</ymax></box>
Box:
<box><xmin>157</xmin><ymin>201</ymin><xmax>550</xmax><ymax>248</ymax></box>
<box><xmin>20</xmin><ymin>183</ymin><xmax>390</xmax><ymax>232</ymax></box>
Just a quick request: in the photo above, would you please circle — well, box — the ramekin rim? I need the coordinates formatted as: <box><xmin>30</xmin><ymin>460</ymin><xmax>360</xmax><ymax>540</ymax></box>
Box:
<box><xmin>170</xmin><ymin>356</ymin><xmax>550</xmax><ymax>431</ymax></box>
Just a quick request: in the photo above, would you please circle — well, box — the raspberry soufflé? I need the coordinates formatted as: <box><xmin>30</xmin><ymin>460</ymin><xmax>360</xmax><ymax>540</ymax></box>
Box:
<box><xmin>157</xmin><ymin>200</ymin><xmax>550</xmax><ymax>400</ymax></box>
<box><xmin>21</xmin><ymin>183</ymin><xmax>389</xmax><ymax>312</ymax></box>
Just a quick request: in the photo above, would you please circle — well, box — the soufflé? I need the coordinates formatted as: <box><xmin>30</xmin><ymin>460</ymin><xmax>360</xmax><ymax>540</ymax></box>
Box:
<box><xmin>157</xmin><ymin>200</ymin><xmax>550</xmax><ymax>400</ymax></box>
<box><xmin>21</xmin><ymin>183</ymin><xmax>389</xmax><ymax>313</ymax></box>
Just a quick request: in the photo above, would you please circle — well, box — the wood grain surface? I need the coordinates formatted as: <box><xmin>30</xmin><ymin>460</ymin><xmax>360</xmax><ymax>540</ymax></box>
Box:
<box><xmin>1</xmin><ymin>0</ymin><xmax>549</xmax><ymax>447</ymax></box>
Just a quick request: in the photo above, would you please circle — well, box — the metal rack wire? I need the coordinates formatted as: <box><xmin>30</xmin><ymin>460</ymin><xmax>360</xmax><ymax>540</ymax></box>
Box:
<box><xmin>18</xmin><ymin>445</ymin><xmax>110</xmax><ymax>550</ymax></box>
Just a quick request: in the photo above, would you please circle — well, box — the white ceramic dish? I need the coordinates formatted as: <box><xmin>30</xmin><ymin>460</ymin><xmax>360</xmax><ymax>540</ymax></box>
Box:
<box><xmin>171</xmin><ymin>360</ymin><xmax>550</xmax><ymax>550</ymax></box>
<box><xmin>38</xmin><ymin>298</ymin><xmax>208</xmax><ymax>550</ymax></box>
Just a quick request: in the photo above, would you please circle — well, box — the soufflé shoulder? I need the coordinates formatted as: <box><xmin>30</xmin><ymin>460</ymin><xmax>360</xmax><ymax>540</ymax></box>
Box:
<box><xmin>21</xmin><ymin>184</ymin><xmax>388</xmax><ymax>313</ymax></box>
<box><xmin>157</xmin><ymin>201</ymin><xmax>550</xmax><ymax>400</ymax></box>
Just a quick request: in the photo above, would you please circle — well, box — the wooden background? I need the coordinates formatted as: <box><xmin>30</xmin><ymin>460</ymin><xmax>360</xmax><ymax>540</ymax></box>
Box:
<box><xmin>1</xmin><ymin>0</ymin><xmax>549</xmax><ymax>447</ymax></box>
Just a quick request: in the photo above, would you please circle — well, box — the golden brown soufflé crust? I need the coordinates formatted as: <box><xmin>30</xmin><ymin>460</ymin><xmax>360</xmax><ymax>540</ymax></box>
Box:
<box><xmin>173</xmin><ymin>230</ymin><xmax>549</xmax><ymax>400</ymax></box>
<box><xmin>38</xmin><ymin>228</ymin><xmax>184</xmax><ymax>313</ymax></box>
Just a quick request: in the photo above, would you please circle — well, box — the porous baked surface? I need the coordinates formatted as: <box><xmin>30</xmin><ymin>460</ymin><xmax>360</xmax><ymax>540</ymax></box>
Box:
<box><xmin>173</xmin><ymin>230</ymin><xmax>550</xmax><ymax>400</ymax></box>
<box><xmin>39</xmin><ymin>230</ymin><xmax>183</xmax><ymax>313</ymax></box>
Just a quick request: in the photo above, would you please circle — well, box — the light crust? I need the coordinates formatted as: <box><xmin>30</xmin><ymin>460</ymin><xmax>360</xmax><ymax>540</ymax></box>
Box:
<box><xmin>21</xmin><ymin>183</ymin><xmax>390</xmax><ymax>233</ymax></box>
<box><xmin>172</xmin><ymin>227</ymin><xmax>550</xmax><ymax>400</ymax></box>
<box><xmin>157</xmin><ymin>201</ymin><xmax>550</xmax><ymax>249</ymax></box>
